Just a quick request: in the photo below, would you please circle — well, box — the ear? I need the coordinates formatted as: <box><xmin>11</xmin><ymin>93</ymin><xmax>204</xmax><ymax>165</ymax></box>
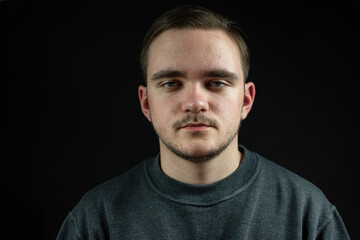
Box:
<box><xmin>241</xmin><ymin>81</ymin><xmax>256</xmax><ymax>120</ymax></box>
<box><xmin>138</xmin><ymin>85</ymin><xmax>152</xmax><ymax>122</ymax></box>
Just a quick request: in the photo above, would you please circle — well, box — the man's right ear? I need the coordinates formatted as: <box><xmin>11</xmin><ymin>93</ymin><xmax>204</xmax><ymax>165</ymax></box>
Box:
<box><xmin>138</xmin><ymin>85</ymin><xmax>152</xmax><ymax>122</ymax></box>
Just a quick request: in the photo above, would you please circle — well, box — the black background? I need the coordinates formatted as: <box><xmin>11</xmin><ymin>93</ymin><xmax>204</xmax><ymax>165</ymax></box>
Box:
<box><xmin>1</xmin><ymin>0</ymin><xmax>358</xmax><ymax>239</ymax></box>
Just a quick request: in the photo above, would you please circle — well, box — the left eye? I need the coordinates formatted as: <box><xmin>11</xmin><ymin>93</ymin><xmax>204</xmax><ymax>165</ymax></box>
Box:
<box><xmin>209</xmin><ymin>81</ymin><xmax>226</xmax><ymax>88</ymax></box>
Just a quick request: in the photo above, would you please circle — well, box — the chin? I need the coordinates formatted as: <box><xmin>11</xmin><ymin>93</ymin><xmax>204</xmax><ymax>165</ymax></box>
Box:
<box><xmin>166</xmin><ymin>140</ymin><xmax>228</xmax><ymax>163</ymax></box>
<box><xmin>179</xmin><ymin>147</ymin><xmax>224</xmax><ymax>163</ymax></box>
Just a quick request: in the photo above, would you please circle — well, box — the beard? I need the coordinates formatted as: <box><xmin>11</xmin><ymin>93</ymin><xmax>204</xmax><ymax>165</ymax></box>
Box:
<box><xmin>152</xmin><ymin>113</ymin><xmax>242</xmax><ymax>163</ymax></box>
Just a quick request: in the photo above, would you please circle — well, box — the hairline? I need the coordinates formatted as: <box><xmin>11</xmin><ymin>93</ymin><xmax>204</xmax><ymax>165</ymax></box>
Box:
<box><xmin>142</xmin><ymin>26</ymin><xmax>247</xmax><ymax>84</ymax></box>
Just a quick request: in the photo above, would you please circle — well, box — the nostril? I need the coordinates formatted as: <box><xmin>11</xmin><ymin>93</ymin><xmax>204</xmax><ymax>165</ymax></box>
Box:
<box><xmin>182</xmin><ymin>99</ymin><xmax>208</xmax><ymax>113</ymax></box>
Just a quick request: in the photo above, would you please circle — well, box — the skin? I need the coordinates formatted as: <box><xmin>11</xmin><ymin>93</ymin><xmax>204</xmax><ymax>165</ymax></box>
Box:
<box><xmin>139</xmin><ymin>29</ymin><xmax>255</xmax><ymax>185</ymax></box>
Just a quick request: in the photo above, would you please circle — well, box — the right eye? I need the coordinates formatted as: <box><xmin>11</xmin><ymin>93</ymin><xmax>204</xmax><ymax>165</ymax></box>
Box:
<box><xmin>161</xmin><ymin>81</ymin><xmax>181</xmax><ymax>89</ymax></box>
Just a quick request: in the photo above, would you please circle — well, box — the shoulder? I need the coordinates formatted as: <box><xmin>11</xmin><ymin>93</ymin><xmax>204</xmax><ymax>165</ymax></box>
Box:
<box><xmin>63</xmin><ymin>159</ymin><xmax>150</xmax><ymax>238</ymax></box>
<box><xmin>241</xmin><ymin>146</ymin><xmax>326</xmax><ymax>197</ymax></box>
<box><xmin>58</xmin><ymin>158</ymin><xmax>154</xmax><ymax>239</ymax></box>
<box><xmin>256</xmin><ymin>152</ymin><xmax>327</xmax><ymax>201</ymax></box>
<box><xmin>72</xmin><ymin>159</ymin><xmax>149</xmax><ymax>215</ymax></box>
<box><xmin>240</xmin><ymin>146</ymin><xmax>350</xmax><ymax>239</ymax></box>
<box><xmin>250</xmin><ymin>150</ymin><xmax>336</xmax><ymax>230</ymax></box>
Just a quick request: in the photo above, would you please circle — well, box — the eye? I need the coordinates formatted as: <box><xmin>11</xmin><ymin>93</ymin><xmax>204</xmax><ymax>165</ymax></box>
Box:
<box><xmin>208</xmin><ymin>80</ymin><xmax>227</xmax><ymax>89</ymax></box>
<box><xmin>164</xmin><ymin>82</ymin><xmax>177</xmax><ymax>88</ymax></box>
<box><xmin>160</xmin><ymin>81</ymin><xmax>181</xmax><ymax>89</ymax></box>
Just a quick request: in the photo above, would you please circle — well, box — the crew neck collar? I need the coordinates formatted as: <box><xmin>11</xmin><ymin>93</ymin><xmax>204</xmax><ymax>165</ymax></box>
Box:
<box><xmin>145</xmin><ymin>145</ymin><xmax>260</xmax><ymax>206</ymax></box>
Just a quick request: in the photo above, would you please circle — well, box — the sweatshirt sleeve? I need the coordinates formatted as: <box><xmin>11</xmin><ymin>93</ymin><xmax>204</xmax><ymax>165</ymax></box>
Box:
<box><xmin>316</xmin><ymin>208</ymin><xmax>350</xmax><ymax>240</ymax></box>
<box><xmin>56</xmin><ymin>212</ymin><xmax>82</xmax><ymax>240</ymax></box>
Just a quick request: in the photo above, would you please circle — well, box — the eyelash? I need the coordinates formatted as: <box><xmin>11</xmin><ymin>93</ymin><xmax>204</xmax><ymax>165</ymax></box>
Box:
<box><xmin>160</xmin><ymin>80</ymin><xmax>228</xmax><ymax>90</ymax></box>
<box><xmin>161</xmin><ymin>81</ymin><xmax>181</xmax><ymax>89</ymax></box>
<box><xmin>208</xmin><ymin>81</ymin><xmax>227</xmax><ymax>88</ymax></box>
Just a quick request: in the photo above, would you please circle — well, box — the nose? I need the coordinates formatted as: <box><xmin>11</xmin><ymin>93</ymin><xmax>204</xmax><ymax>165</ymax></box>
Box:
<box><xmin>181</xmin><ymin>83</ymin><xmax>209</xmax><ymax>113</ymax></box>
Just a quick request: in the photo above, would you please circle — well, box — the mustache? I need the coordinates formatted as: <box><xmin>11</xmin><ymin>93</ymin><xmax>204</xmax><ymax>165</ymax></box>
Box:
<box><xmin>172</xmin><ymin>114</ymin><xmax>218</xmax><ymax>129</ymax></box>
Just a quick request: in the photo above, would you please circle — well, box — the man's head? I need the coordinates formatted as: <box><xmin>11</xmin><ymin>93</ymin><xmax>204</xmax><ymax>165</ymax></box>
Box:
<box><xmin>138</xmin><ymin>6</ymin><xmax>255</xmax><ymax>163</ymax></box>
<box><xmin>140</xmin><ymin>5</ymin><xmax>250</xmax><ymax>84</ymax></box>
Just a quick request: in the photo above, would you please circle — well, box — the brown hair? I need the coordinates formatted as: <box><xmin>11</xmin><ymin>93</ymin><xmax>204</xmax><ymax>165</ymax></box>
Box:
<box><xmin>140</xmin><ymin>5</ymin><xmax>250</xmax><ymax>84</ymax></box>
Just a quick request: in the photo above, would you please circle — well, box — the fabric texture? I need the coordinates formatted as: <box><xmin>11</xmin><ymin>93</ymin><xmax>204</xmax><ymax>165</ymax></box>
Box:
<box><xmin>57</xmin><ymin>146</ymin><xmax>350</xmax><ymax>239</ymax></box>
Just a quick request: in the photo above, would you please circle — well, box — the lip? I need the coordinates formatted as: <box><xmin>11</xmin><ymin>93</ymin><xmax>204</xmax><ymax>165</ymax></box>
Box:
<box><xmin>182</xmin><ymin>123</ymin><xmax>210</xmax><ymax>131</ymax></box>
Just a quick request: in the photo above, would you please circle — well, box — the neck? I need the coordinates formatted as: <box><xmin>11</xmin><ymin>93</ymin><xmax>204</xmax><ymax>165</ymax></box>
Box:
<box><xmin>159</xmin><ymin>140</ymin><xmax>242</xmax><ymax>185</ymax></box>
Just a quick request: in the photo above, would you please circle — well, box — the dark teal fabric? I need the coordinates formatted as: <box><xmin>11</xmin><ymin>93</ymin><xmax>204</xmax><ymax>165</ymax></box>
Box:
<box><xmin>57</xmin><ymin>146</ymin><xmax>350</xmax><ymax>239</ymax></box>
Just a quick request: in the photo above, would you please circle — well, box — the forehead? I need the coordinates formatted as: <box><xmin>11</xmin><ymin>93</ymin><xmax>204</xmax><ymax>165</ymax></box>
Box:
<box><xmin>147</xmin><ymin>29</ymin><xmax>243</xmax><ymax>79</ymax></box>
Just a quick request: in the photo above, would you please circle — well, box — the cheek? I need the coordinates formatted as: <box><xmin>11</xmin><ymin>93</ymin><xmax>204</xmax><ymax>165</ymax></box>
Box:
<box><xmin>158</xmin><ymin>94</ymin><xmax>182</xmax><ymax>116</ymax></box>
<box><xmin>211</xmin><ymin>93</ymin><xmax>243</xmax><ymax>111</ymax></box>
<box><xmin>149</xmin><ymin>97</ymin><xmax>177</xmax><ymax>123</ymax></box>
<box><xmin>211</xmin><ymin>96</ymin><xmax>243</xmax><ymax>122</ymax></box>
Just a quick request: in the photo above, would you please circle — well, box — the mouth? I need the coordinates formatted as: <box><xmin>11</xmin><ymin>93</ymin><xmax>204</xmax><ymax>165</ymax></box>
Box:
<box><xmin>182</xmin><ymin>123</ymin><xmax>211</xmax><ymax>131</ymax></box>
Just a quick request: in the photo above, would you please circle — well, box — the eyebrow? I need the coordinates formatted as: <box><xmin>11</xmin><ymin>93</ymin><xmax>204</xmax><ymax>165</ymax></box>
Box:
<box><xmin>151</xmin><ymin>70</ymin><xmax>187</xmax><ymax>81</ymax></box>
<box><xmin>202</xmin><ymin>69</ymin><xmax>239</xmax><ymax>80</ymax></box>
<box><xmin>150</xmin><ymin>69</ymin><xmax>239</xmax><ymax>81</ymax></box>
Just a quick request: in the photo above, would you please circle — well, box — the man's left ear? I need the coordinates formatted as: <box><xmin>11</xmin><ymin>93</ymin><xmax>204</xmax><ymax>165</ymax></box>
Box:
<box><xmin>241</xmin><ymin>82</ymin><xmax>256</xmax><ymax>120</ymax></box>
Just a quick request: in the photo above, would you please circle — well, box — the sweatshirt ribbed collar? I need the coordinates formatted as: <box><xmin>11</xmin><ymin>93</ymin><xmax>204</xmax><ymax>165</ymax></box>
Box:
<box><xmin>145</xmin><ymin>145</ymin><xmax>260</xmax><ymax>206</ymax></box>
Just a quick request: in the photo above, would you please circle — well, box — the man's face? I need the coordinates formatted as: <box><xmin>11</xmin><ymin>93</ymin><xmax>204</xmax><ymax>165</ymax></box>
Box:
<box><xmin>139</xmin><ymin>29</ymin><xmax>254</xmax><ymax>162</ymax></box>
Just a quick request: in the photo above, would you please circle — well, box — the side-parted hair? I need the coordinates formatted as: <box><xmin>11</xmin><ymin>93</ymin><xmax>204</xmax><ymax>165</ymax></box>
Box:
<box><xmin>140</xmin><ymin>5</ymin><xmax>250</xmax><ymax>84</ymax></box>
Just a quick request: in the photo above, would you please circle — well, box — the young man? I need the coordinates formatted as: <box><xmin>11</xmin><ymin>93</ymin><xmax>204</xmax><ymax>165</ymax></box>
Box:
<box><xmin>57</xmin><ymin>5</ymin><xmax>350</xmax><ymax>239</ymax></box>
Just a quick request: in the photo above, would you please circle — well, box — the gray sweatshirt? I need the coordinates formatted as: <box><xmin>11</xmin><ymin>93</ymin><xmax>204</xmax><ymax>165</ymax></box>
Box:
<box><xmin>57</xmin><ymin>146</ymin><xmax>350</xmax><ymax>239</ymax></box>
